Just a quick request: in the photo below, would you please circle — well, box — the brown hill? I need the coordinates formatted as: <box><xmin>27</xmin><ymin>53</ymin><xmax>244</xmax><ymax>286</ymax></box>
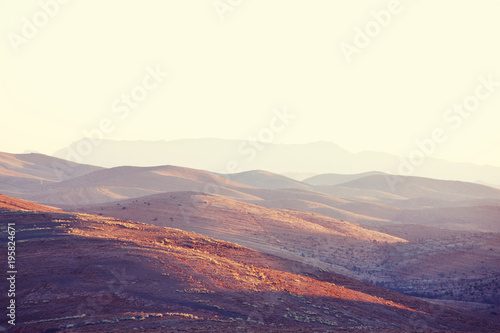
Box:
<box><xmin>337</xmin><ymin>174</ymin><xmax>500</xmax><ymax>201</ymax></box>
<box><xmin>0</xmin><ymin>152</ymin><xmax>102</xmax><ymax>197</ymax></box>
<box><xmin>305</xmin><ymin>171</ymin><xmax>385</xmax><ymax>186</ymax></box>
<box><xmin>240</xmin><ymin>187</ymin><xmax>350</xmax><ymax>206</ymax></box>
<box><xmin>246</xmin><ymin>198</ymin><xmax>391</xmax><ymax>225</ymax></box>
<box><xmin>312</xmin><ymin>185</ymin><xmax>407</xmax><ymax>203</ymax></box>
<box><xmin>65</xmin><ymin>191</ymin><xmax>405</xmax><ymax>246</ymax></box>
<box><xmin>0</xmin><ymin>193</ymin><xmax>60</xmax><ymax>212</ymax></box>
<box><xmin>396</xmin><ymin>205</ymin><xmax>500</xmax><ymax>232</ymax></box>
<box><xmin>219</xmin><ymin>170</ymin><xmax>311</xmax><ymax>190</ymax></box>
<box><xmin>2</xmin><ymin>197</ymin><xmax>497</xmax><ymax>332</ymax></box>
<box><xmin>227</xmin><ymin>187</ymin><xmax>391</xmax><ymax>224</ymax></box>
<box><xmin>64</xmin><ymin>191</ymin><xmax>409</xmax><ymax>278</ymax></box>
<box><xmin>0</xmin><ymin>152</ymin><xmax>102</xmax><ymax>182</ymax></box>
<box><xmin>64</xmin><ymin>191</ymin><xmax>500</xmax><ymax>312</ymax></box>
<box><xmin>2</xmin><ymin>152</ymin><xmax>498</xmax><ymax>235</ymax></box>
<box><xmin>22</xmin><ymin>165</ymin><xmax>261</xmax><ymax>205</ymax></box>
<box><xmin>232</xmin><ymin>187</ymin><xmax>391</xmax><ymax>224</ymax></box>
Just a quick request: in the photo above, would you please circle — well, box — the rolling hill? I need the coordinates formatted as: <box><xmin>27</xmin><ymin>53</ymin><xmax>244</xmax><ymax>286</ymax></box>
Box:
<box><xmin>0</xmin><ymin>152</ymin><xmax>102</xmax><ymax>181</ymax></box>
<box><xmin>336</xmin><ymin>174</ymin><xmax>500</xmax><ymax>202</ymax></box>
<box><xmin>6</xmin><ymin>164</ymin><xmax>261</xmax><ymax>205</ymax></box>
<box><xmin>64</xmin><ymin>190</ymin><xmax>406</xmax><ymax>269</ymax></box>
<box><xmin>0</xmin><ymin>152</ymin><xmax>102</xmax><ymax>197</ymax></box>
<box><xmin>218</xmin><ymin>170</ymin><xmax>311</xmax><ymax>190</ymax></box>
<box><xmin>2</xmin><ymin>152</ymin><xmax>500</xmax><ymax>330</ymax></box>
<box><xmin>2</xmin><ymin>194</ymin><xmax>497</xmax><ymax>332</ymax></box>
<box><xmin>304</xmin><ymin>171</ymin><xmax>385</xmax><ymax>186</ymax></box>
<box><xmin>0</xmin><ymin>193</ymin><xmax>60</xmax><ymax>212</ymax></box>
<box><xmin>2</xmin><ymin>152</ymin><xmax>500</xmax><ymax>234</ymax></box>
<box><xmin>64</xmin><ymin>191</ymin><xmax>500</xmax><ymax>313</ymax></box>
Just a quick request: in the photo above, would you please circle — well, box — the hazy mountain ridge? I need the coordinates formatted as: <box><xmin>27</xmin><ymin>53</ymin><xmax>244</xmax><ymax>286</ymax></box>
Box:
<box><xmin>52</xmin><ymin>138</ymin><xmax>500</xmax><ymax>185</ymax></box>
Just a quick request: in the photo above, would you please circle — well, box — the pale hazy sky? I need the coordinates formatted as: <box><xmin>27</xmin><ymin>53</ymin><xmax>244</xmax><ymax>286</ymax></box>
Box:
<box><xmin>1</xmin><ymin>0</ymin><xmax>500</xmax><ymax>166</ymax></box>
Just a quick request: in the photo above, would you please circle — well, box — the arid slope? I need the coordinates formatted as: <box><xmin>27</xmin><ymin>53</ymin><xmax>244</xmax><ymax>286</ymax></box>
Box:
<box><xmin>1</xmin><ymin>195</ymin><xmax>497</xmax><ymax>332</ymax></box>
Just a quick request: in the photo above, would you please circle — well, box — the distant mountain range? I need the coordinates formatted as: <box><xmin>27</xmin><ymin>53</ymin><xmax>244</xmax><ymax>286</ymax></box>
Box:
<box><xmin>52</xmin><ymin>138</ymin><xmax>500</xmax><ymax>185</ymax></box>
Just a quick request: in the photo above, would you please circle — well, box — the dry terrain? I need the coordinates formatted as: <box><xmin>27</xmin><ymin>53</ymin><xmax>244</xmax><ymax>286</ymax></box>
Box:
<box><xmin>69</xmin><ymin>191</ymin><xmax>500</xmax><ymax>312</ymax></box>
<box><xmin>1</xmin><ymin>152</ymin><xmax>500</xmax><ymax>331</ymax></box>
<box><xmin>1</xmin><ymin>195</ymin><xmax>498</xmax><ymax>332</ymax></box>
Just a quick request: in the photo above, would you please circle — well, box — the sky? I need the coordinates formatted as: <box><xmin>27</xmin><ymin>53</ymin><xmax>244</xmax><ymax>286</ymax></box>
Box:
<box><xmin>1</xmin><ymin>0</ymin><xmax>500</xmax><ymax>167</ymax></box>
